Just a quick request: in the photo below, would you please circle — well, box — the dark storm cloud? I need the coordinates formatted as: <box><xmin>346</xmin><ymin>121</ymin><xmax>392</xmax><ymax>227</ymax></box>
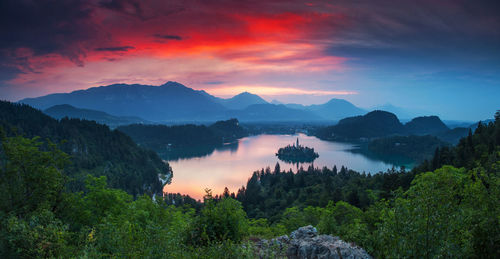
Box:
<box><xmin>99</xmin><ymin>0</ymin><xmax>144</xmax><ymax>19</ymax></box>
<box><xmin>325</xmin><ymin>0</ymin><xmax>500</xmax><ymax>62</ymax></box>
<box><xmin>98</xmin><ymin>0</ymin><xmax>185</xmax><ymax>20</ymax></box>
<box><xmin>94</xmin><ymin>46</ymin><xmax>135</xmax><ymax>52</ymax></box>
<box><xmin>1</xmin><ymin>0</ymin><xmax>500</xmax><ymax>86</ymax></box>
<box><xmin>0</xmin><ymin>0</ymin><xmax>96</xmax><ymax>82</ymax></box>
<box><xmin>154</xmin><ymin>34</ymin><xmax>183</xmax><ymax>40</ymax></box>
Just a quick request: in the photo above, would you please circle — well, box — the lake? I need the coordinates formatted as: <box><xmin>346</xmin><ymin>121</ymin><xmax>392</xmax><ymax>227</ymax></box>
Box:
<box><xmin>163</xmin><ymin>133</ymin><xmax>413</xmax><ymax>200</ymax></box>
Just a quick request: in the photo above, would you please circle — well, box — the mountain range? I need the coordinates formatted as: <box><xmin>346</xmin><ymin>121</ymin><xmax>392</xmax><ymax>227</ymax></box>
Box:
<box><xmin>20</xmin><ymin>81</ymin><xmax>366</xmax><ymax>123</ymax></box>
<box><xmin>44</xmin><ymin>104</ymin><xmax>149</xmax><ymax>128</ymax></box>
<box><xmin>20</xmin><ymin>82</ymin><xmax>227</xmax><ymax>122</ymax></box>
<box><xmin>214</xmin><ymin>92</ymin><xmax>268</xmax><ymax>110</ymax></box>
<box><xmin>315</xmin><ymin>110</ymin><xmax>470</xmax><ymax>144</ymax></box>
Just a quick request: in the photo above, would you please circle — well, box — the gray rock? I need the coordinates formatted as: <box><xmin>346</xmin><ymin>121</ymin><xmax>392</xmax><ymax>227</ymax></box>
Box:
<box><xmin>286</xmin><ymin>225</ymin><xmax>372</xmax><ymax>259</ymax></box>
<box><xmin>290</xmin><ymin>225</ymin><xmax>318</xmax><ymax>240</ymax></box>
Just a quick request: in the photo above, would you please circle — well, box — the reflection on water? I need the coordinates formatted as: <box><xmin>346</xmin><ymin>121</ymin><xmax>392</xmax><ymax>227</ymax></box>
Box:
<box><xmin>159</xmin><ymin>142</ymin><xmax>239</xmax><ymax>161</ymax></box>
<box><xmin>163</xmin><ymin>134</ymin><xmax>413</xmax><ymax>200</ymax></box>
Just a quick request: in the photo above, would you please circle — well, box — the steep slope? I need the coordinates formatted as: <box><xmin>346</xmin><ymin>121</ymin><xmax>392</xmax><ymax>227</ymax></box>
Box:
<box><xmin>404</xmin><ymin>116</ymin><xmax>449</xmax><ymax>135</ymax></box>
<box><xmin>437</xmin><ymin>127</ymin><xmax>469</xmax><ymax>144</ymax></box>
<box><xmin>20</xmin><ymin>81</ymin><xmax>227</xmax><ymax>122</ymax></box>
<box><xmin>44</xmin><ymin>104</ymin><xmax>149</xmax><ymax>128</ymax></box>
<box><xmin>0</xmin><ymin>101</ymin><xmax>171</xmax><ymax>196</ymax></box>
<box><xmin>316</xmin><ymin>110</ymin><xmax>404</xmax><ymax>140</ymax></box>
<box><xmin>217</xmin><ymin>92</ymin><xmax>268</xmax><ymax>110</ymax></box>
<box><xmin>117</xmin><ymin>119</ymin><xmax>247</xmax><ymax>160</ymax></box>
<box><xmin>368</xmin><ymin>135</ymin><xmax>449</xmax><ymax>162</ymax></box>
<box><xmin>117</xmin><ymin>119</ymin><xmax>247</xmax><ymax>151</ymax></box>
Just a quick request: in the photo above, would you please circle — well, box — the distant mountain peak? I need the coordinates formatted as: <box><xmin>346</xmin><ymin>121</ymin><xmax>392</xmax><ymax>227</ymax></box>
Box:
<box><xmin>234</xmin><ymin>91</ymin><xmax>255</xmax><ymax>97</ymax></box>
<box><xmin>325</xmin><ymin>98</ymin><xmax>350</xmax><ymax>104</ymax></box>
<box><xmin>216</xmin><ymin>91</ymin><xmax>268</xmax><ymax>110</ymax></box>
<box><xmin>160</xmin><ymin>81</ymin><xmax>186</xmax><ymax>88</ymax></box>
<box><xmin>233</xmin><ymin>91</ymin><xmax>261</xmax><ymax>97</ymax></box>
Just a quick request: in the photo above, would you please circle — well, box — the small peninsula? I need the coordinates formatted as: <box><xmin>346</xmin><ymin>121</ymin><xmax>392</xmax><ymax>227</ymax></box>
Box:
<box><xmin>276</xmin><ymin>138</ymin><xmax>319</xmax><ymax>163</ymax></box>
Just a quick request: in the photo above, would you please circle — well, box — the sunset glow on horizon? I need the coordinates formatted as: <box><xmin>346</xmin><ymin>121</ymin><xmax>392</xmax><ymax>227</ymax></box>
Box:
<box><xmin>1</xmin><ymin>0</ymin><xmax>499</xmax><ymax>120</ymax></box>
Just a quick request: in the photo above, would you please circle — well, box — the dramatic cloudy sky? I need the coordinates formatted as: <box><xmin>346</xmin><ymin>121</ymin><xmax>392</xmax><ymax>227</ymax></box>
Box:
<box><xmin>1</xmin><ymin>0</ymin><xmax>499</xmax><ymax>120</ymax></box>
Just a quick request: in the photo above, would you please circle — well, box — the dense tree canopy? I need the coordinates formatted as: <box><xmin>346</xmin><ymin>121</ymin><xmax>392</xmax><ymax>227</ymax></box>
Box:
<box><xmin>0</xmin><ymin>101</ymin><xmax>171</xmax><ymax>196</ymax></box>
<box><xmin>0</xmin><ymin>102</ymin><xmax>498</xmax><ymax>258</ymax></box>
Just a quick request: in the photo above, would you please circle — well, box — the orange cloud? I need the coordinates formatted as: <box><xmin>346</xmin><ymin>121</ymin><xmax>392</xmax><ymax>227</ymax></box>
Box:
<box><xmin>4</xmin><ymin>1</ymin><xmax>352</xmax><ymax>101</ymax></box>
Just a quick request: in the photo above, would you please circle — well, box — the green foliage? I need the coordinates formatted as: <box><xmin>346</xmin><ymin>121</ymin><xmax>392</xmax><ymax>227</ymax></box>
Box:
<box><xmin>59</xmin><ymin>175</ymin><xmax>133</xmax><ymax>230</ymax></box>
<box><xmin>318</xmin><ymin>201</ymin><xmax>364</xmax><ymax>237</ymax></box>
<box><xmin>0</xmin><ymin>101</ymin><xmax>171</xmax><ymax>196</ymax></box>
<box><xmin>117</xmin><ymin>119</ymin><xmax>248</xmax><ymax>161</ymax></box>
<box><xmin>374</xmin><ymin>165</ymin><xmax>499</xmax><ymax>258</ymax></box>
<box><xmin>280</xmin><ymin>207</ymin><xmax>307</xmax><ymax>233</ymax></box>
<box><xmin>0</xmin><ymin>134</ymin><xmax>70</xmax><ymax>258</ymax></box>
<box><xmin>248</xmin><ymin>218</ymin><xmax>286</xmax><ymax>239</ymax></box>
<box><xmin>86</xmin><ymin>197</ymin><xmax>192</xmax><ymax>258</ymax></box>
<box><xmin>237</xmin><ymin>165</ymin><xmax>415</xmax><ymax>221</ymax></box>
<box><xmin>368</xmin><ymin>135</ymin><xmax>448</xmax><ymax>162</ymax></box>
<box><xmin>117</xmin><ymin>118</ymin><xmax>247</xmax><ymax>150</ymax></box>
<box><xmin>419</xmin><ymin>117</ymin><xmax>500</xmax><ymax>172</ymax></box>
<box><xmin>191</xmin><ymin>192</ymin><xmax>249</xmax><ymax>245</ymax></box>
<box><xmin>3</xmin><ymin>210</ymin><xmax>70</xmax><ymax>259</ymax></box>
<box><xmin>1</xmin><ymin>102</ymin><xmax>499</xmax><ymax>258</ymax></box>
<box><xmin>0</xmin><ymin>135</ymin><xmax>68</xmax><ymax>218</ymax></box>
<box><xmin>280</xmin><ymin>206</ymin><xmax>324</xmax><ymax>233</ymax></box>
<box><xmin>379</xmin><ymin>167</ymin><xmax>470</xmax><ymax>257</ymax></box>
<box><xmin>209</xmin><ymin>118</ymin><xmax>247</xmax><ymax>142</ymax></box>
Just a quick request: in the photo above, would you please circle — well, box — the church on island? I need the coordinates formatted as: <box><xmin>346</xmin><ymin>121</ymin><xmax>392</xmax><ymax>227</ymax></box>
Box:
<box><xmin>276</xmin><ymin>138</ymin><xmax>319</xmax><ymax>163</ymax></box>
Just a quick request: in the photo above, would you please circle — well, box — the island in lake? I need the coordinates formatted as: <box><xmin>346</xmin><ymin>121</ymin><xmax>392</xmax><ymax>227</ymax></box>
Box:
<box><xmin>276</xmin><ymin>138</ymin><xmax>319</xmax><ymax>163</ymax></box>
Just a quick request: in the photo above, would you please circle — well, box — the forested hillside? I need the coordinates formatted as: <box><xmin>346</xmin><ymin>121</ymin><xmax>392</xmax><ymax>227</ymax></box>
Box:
<box><xmin>232</xmin><ymin>111</ymin><xmax>500</xmax><ymax>257</ymax></box>
<box><xmin>0</xmin><ymin>101</ymin><xmax>171</xmax><ymax>196</ymax></box>
<box><xmin>0</xmin><ymin>107</ymin><xmax>498</xmax><ymax>258</ymax></box>
<box><xmin>236</xmin><ymin>164</ymin><xmax>415</xmax><ymax>222</ymax></box>
<box><xmin>117</xmin><ymin>118</ymin><xmax>247</xmax><ymax>152</ymax></box>
<box><xmin>316</xmin><ymin>110</ymin><xmax>405</xmax><ymax>140</ymax></box>
<box><xmin>367</xmin><ymin>135</ymin><xmax>449</xmax><ymax>162</ymax></box>
<box><xmin>44</xmin><ymin>104</ymin><xmax>149</xmax><ymax>128</ymax></box>
<box><xmin>315</xmin><ymin>110</ymin><xmax>468</xmax><ymax>142</ymax></box>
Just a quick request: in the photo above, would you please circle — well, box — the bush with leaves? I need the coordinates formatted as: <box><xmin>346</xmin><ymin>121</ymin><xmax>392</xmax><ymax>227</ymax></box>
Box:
<box><xmin>190</xmin><ymin>190</ymin><xmax>249</xmax><ymax>245</ymax></box>
<box><xmin>0</xmin><ymin>134</ymin><xmax>70</xmax><ymax>258</ymax></box>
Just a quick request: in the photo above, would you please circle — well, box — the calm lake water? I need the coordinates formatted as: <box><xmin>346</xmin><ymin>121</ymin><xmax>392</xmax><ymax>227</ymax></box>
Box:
<box><xmin>163</xmin><ymin>133</ymin><xmax>412</xmax><ymax>200</ymax></box>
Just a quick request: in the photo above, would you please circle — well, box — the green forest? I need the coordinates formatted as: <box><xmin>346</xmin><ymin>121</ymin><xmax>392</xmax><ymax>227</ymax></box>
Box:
<box><xmin>117</xmin><ymin>118</ymin><xmax>247</xmax><ymax>151</ymax></box>
<box><xmin>0</xmin><ymin>101</ymin><xmax>499</xmax><ymax>258</ymax></box>
<box><xmin>0</xmin><ymin>101</ymin><xmax>171</xmax><ymax>196</ymax></box>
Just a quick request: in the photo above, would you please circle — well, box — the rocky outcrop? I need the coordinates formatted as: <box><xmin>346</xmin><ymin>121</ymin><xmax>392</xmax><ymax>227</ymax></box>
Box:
<box><xmin>286</xmin><ymin>226</ymin><xmax>372</xmax><ymax>259</ymax></box>
<box><xmin>252</xmin><ymin>226</ymin><xmax>372</xmax><ymax>259</ymax></box>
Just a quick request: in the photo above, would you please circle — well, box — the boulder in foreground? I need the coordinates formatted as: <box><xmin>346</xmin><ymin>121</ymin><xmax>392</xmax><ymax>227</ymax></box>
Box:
<box><xmin>287</xmin><ymin>225</ymin><xmax>372</xmax><ymax>259</ymax></box>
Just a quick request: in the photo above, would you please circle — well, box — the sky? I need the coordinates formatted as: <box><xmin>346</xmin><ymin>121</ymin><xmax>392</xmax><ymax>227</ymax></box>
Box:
<box><xmin>1</xmin><ymin>0</ymin><xmax>499</xmax><ymax>121</ymax></box>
